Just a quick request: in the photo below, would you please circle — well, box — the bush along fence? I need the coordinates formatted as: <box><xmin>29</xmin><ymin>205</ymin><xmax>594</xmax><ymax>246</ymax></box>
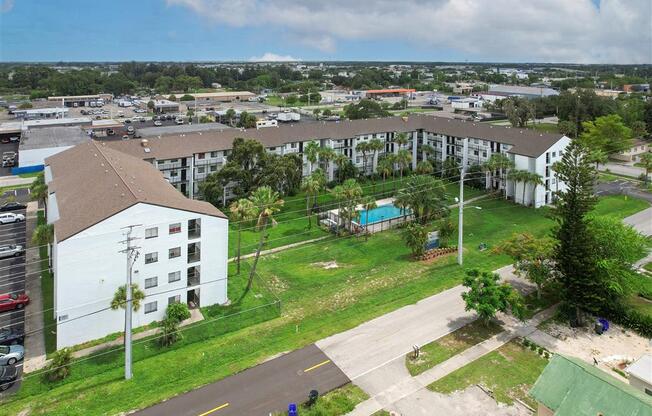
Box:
<box><xmin>603</xmin><ymin>303</ymin><xmax>652</xmax><ymax>339</ymax></box>
<box><xmin>417</xmin><ymin>246</ymin><xmax>457</xmax><ymax>261</ymax></box>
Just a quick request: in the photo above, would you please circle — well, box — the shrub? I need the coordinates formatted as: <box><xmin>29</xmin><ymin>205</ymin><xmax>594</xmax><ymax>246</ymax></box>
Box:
<box><xmin>180</xmin><ymin>94</ymin><xmax>195</xmax><ymax>101</ymax></box>
<box><xmin>602</xmin><ymin>303</ymin><xmax>652</xmax><ymax>338</ymax></box>
<box><xmin>46</xmin><ymin>348</ymin><xmax>72</xmax><ymax>382</ymax></box>
<box><xmin>159</xmin><ymin>317</ymin><xmax>180</xmax><ymax>347</ymax></box>
<box><xmin>166</xmin><ymin>302</ymin><xmax>191</xmax><ymax>324</ymax></box>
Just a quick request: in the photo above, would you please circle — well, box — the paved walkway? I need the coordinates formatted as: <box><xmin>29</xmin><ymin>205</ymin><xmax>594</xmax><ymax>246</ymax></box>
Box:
<box><xmin>599</xmin><ymin>162</ymin><xmax>650</xmax><ymax>180</ymax></box>
<box><xmin>346</xmin><ymin>307</ymin><xmax>556</xmax><ymax>416</ymax></box>
<box><xmin>228</xmin><ymin>236</ymin><xmax>330</xmax><ymax>263</ymax></box>
<box><xmin>624</xmin><ymin>207</ymin><xmax>652</xmax><ymax>237</ymax></box>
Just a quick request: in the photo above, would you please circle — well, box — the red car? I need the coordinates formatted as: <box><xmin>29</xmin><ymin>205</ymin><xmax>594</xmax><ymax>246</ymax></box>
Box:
<box><xmin>0</xmin><ymin>294</ymin><xmax>29</xmax><ymax>312</ymax></box>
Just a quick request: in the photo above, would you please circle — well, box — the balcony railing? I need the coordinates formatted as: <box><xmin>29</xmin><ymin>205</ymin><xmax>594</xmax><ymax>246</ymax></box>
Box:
<box><xmin>188</xmin><ymin>225</ymin><xmax>201</xmax><ymax>239</ymax></box>
<box><xmin>188</xmin><ymin>249</ymin><xmax>201</xmax><ymax>263</ymax></box>
<box><xmin>187</xmin><ymin>269</ymin><xmax>200</xmax><ymax>287</ymax></box>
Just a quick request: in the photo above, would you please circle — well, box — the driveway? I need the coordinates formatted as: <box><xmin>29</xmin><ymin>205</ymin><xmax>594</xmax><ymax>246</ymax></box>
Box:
<box><xmin>133</xmin><ymin>344</ymin><xmax>349</xmax><ymax>416</ymax></box>
<box><xmin>599</xmin><ymin>162</ymin><xmax>649</xmax><ymax>180</ymax></box>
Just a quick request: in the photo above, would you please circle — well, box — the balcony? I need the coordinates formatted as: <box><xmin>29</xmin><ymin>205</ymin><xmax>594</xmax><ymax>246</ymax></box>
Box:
<box><xmin>188</xmin><ymin>219</ymin><xmax>201</xmax><ymax>239</ymax></box>
<box><xmin>188</xmin><ymin>242</ymin><xmax>201</xmax><ymax>263</ymax></box>
<box><xmin>187</xmin><ymin>266</ymin><xmax>200</xmax><ymax>287</ymax></box>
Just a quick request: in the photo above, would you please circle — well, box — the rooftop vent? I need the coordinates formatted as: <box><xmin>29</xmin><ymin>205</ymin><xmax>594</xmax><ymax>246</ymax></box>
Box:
<box><xmin>144</xmin><ymin>148</ymin><xmax>151</xmax><ymax>153</ymax></box>
<box><xmin>140</xmin><ymin>139</ymin><xmax>149</xmax><ymax>147</ymax></box>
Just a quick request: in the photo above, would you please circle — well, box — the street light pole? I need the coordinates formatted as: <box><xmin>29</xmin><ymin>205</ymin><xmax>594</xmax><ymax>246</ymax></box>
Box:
<box><xmin>458</xmin><ymin>138</ymin><xmax>468</xmax><ymax>266</ymax></box>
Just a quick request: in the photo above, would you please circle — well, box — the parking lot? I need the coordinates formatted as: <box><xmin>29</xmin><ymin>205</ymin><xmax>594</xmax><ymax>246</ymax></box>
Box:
<box><xmin>0</xmin><ymin>208</ymin><xmax>27</xmax><ymax>394</ymax></box>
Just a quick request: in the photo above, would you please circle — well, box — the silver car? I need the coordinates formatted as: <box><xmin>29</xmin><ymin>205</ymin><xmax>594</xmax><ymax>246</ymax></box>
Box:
<box><xmin>0</xmin><ymin>245</ymin><xmax>24</xmax><ymax>259</ymax></box>
<box><xmin>0</xmin><ymin>345</ymin><xmax>23</xmax><ymax>366</ymax></box>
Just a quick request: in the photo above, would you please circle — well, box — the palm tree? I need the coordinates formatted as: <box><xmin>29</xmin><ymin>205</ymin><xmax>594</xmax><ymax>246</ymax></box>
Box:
<box><xmin>416</xmin><ymin>160</ymin><xmax>433</xmax><ymax>175</ymax></box>
<box><xmin>361</xmin><ymin>196</ymin><xmax>377</xmax><ymax>241</ymax></box>
<box><xmin>640</xmin><ymin>152</ymin><xmax>652</xmax><ymax>185</ymax></box>
<box><xmin>318</xmin><ymin>147</ymin><xmax>336</xmax><ymax>181</ymax></box>
<box><xmin>396</xmin><ymin>149</ymin><xmax>412</xmax><ymax>180</ymax></box>
<box><xmin>32</xmin><ymin>223</ymin><xmax>53</xmax><ymax>246</ymax></box>
<box><xmin>377</xmin><ymin>157</ymin><xmax>393</xmax><ymax>194</ymax></box>
<box><xmin>246</xmin><ymin>186</ymin><xmax>284</xmax><ymax>292</ymax></box>
<box><xmin>330</xmin><ymin>184</ymin><xmax>344</xmax><ymax>233</ymax></box>
<box><xmin>487</xmin><ymin>153</ymin><xmax>515</xmax><ymax>197</ymax></box>
<box><xmin>334</xmin><ymin>153</ymin><xmax>349</xmax><ymax>183</ymax></box>
<box><xmin>356</xmin><ymin>141</ymin><xmax>371</xmax><ymax>177</ymax></box>
<box><xmin>111</xmin><ymin>284</ymin><xmax>145</xmax><ymax>311</ymax></box>
<box><xmin>30</xmin><ymin>172</ymin><xmax>48</xmax><ymax>207</ymax></box>
<box><xmin>368</xmin><ymin>138</ymin><xmax>384</xmax><ymax>174</ymax></box>
<box><xmin>529</xmin><ymin>172</ymin><xmax>544</xmax><ymax>207</ymax></box>
<box><xmin>301</xmin><ymin>173</ymin><xmax>324</xmax><ymax>229</ymax></box>
<box><xmin>508</xmin><ymin>169</ymin><xmax>530</xmax><ymax>205</ymax></box>
<box><xmin>339</xmin><ymin>179</ymin><xmax>363</xmax><ymax>232</ymax></box>
<box><xmin>394</xmin><ymin>132</ymin><xmax>409</xmax><ymax>149</ymax></box>
<box><xmin>551</xmin><ymin>161</ymin><xmax>562</xmax><ymax>196</ymax></box>
<box><xmin>304</xmin><ymin>141</ymin><xmax>320</xmax><ymax>174</ymax></box>
<box><xmin>229</xmin><ymin>198</ymin><xmax>256</xmax><ymax>274</ymax></box>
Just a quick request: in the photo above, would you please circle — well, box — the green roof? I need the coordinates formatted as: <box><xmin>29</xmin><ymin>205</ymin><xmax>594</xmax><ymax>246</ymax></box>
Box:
<box><xmin>529</xmin><ymin>355</ymin><xmax>652</xmax><ymax>416</ymax></box>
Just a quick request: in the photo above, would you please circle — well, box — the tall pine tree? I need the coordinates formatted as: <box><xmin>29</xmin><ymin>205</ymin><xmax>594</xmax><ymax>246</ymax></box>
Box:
<box><xmin>552</xmin><ymin>140</ymin><xmax>600</xmax><ymax>326</ymax></box>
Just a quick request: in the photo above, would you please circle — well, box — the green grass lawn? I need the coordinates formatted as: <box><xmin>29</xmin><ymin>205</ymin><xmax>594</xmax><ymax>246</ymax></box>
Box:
<box><xmin>18</xmin><ymin>171</ymin><xmax>42</xmax><ymax>179</ymax></box>
<box><xmin>529</xmin><ymin>123</ymin><xmax>559</xmax><ymax>134</ymax></box>
<box><xmin>286</xmin><ymin>384</ymin><xmax>368</xmax><ymax>416</ymax></box>
<box><xmin>2</xmin><ymin>195</ymin><xmax>644</xmax><ymax>415</ymax></box>
<box><xmin>37</xmin><ymin>211</ymin><xmax>57</xmax><ymax>355</ymax></box>
<box><xmin>405</xmin><ymin>320</ymin><xmax>503</xmax><ymax>376</ymax></box>
<box><xmin>427</xmin><ymin>340</ymin><xmax>548</xmax><ymax>409</ymax></box>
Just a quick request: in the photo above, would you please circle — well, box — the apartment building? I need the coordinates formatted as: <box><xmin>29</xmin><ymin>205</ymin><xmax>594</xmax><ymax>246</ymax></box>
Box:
<box><xmin>45</xmin><ymin>141</ymin><xmax>229</xmax><ymax>349</ymax></box>
<box><xmin>107</xmin><ymin>114</ymin><xmax>570</xmax><ymax>208</ymax></box>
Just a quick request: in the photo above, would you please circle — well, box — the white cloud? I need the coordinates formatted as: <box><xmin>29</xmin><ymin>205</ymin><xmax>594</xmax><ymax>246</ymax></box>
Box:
<box><xmin>1</xmin><ymin>0</ymin><xmax>15</xmax><ymax>13</ymax></box>
<box><xmin>167</xmin><ymin>0</ymin><xmax>652</xmax><ymax>63</ymax></box>
<box><xmin>249</xmin><ymin>52</ymin><xmax>300</xmax><ymax>62</ymax></box>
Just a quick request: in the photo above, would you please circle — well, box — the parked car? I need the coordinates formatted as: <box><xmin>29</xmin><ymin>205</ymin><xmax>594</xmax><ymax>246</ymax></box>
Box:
<box><xmin>106</xmin><ymin>129</ymin><xmax>115</xmax><ymax>136</ymax></box>
<box><xmin>0</xmin><ymin>328</ymin><xmax>24</xmax><ymax>346</ymax></box>
<box><xmin>8</xmin><ymin>137</ymin><xmax>19</xmax><ymax>143</ymax></box>
<box><xmin>153</xmin><ymin>120</ymin><xmax>162</xmax><ymax>126</ymax></box>
<box><xmin>0</xmin><ymin>294</ymin><xmax>28</xmax><ymax>312</ymax></box>
<box><xmin>133</xmin><ymin>131</ymin><xmax>142</xmax><ymax>139</ymax></box>
<box><xmin>0</xmin><ymin>245</ymin><xmax>24</xmax><ymax>259</ymax></box>
<box><xmin>0</xmin><ymin>138</ymin><xmax>10</xmax><ymax>144</ymax></box>
<box><xmin>2</xmin><ymin>159</ymin><xmax>15</xmax><ymax>168</ymax></box>
<box><xmin>0</xmin><ymin>203</ymin><xmax>26</xmax><ymax>212</ymax></box>
<box><xmin>127</xmin><ymin>126</ymin><xmax>135</xmax><ymax>134</ymax></box>
<box><xmin>0</xmin><ymin>345</ymin><xmax>24</xmax><ymax>366</ymax></box>
<box><xmin>175</xmin><ymin>117</ymin><xmax>184</xmax><ymax>125</ymax></box>
<box><xmin>122</xmin><ymin>135</ymin><xmax>129</xmax><ymax>141</ymax></box>
<box><xmin>0</xmin><ymin>364</ymin><xmax>17</xmax><ymax>391</ymax></box>
<box><xmin>0</xmin><ymin>213</ymin><xmax>24</xmax><ymax>224</ymax></box>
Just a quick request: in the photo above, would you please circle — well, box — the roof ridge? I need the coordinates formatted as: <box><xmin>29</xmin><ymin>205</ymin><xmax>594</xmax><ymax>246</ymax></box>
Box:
<box><xmin>92</xmin><ymin>141</ymin><xmax>139</xmax><ymax>202</ymax></box>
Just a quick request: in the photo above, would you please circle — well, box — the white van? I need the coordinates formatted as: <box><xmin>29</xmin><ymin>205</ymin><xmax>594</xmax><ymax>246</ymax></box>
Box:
<box><xmin>175</xmin><ymin>117</ymin><xmax>184</xmax><ymax>125</ymax></box>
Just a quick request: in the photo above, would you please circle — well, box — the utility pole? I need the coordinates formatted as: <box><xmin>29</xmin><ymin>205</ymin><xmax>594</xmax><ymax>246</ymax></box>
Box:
<box><xmin>119</xmin><ymin>224</ymin><xmax>141</xmax><ymax>380</ymax></box>
<box><xmin>457</xmin><ymin>138</ymin><xmax>468</xmax><ymax>266</ymax></box>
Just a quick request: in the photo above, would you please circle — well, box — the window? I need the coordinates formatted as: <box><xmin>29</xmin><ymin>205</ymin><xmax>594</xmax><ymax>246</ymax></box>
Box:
<box><xmin>169</xmin><ymin>223</ymin><xmax>181</xmax><ymax>234</ymax></box>
<box><xmin>210</xmin><ymin>151</ymin><xmax>218</xmax><ymax>158</ymax></box>
<box><xmin>145</xmin><ymin>227</ymin><xmax>158</xmax><ymax>239</ymax></box>
<box><xmin>210</xmin><ymin>165</ymin><xmax>217</xmax><ymax>172</ymax></box>
<box><xmin>145</xmin><ymin>252</ymin><xmax>158</xmax><ymax>264</ymax></box>
<box><xmin>170</xmin><ymin>159</ymin><xmax>178</xmax><ymax>163</ymax></box>
<box><xmin>144</xmin><ymin>276</ymin><xmax>158</xmax><ymax>289</ymax></box>
<box><xmin>552</xmin><ymin>151</ymin><xmax>556</xmax><ymax>157</ymax></box>
<box><xmin>645</xmin><ymin>388</ymin><xmax>652</xmax><ymax>396</ymax></box>
<box><xmin>168</xmin><ymin>295</ymin><xmax>181</xmax><ymax>305</ymax></box>
<box><xmin>197</xmin><ymin>167</ymin><xmax>205</xmax><ymax>174</ymax></box>
<box><xmin>168</xmin><ymin>271</ymin><xmax>181</xmax><ymax>283</ymax></box>
<box><xmin>169</xmin><ymin>247</ymin><xmax>181</xmax><ymax>259</ymax></box>
<box><xmin>197</xmin><ymin>153</ymin><xmax>206</xmax><ymax>160</ymax></box>
<box><xmin>170</xmin><ymin>170</ymin><xmax>178</xmax><ymax>177</ymax></box>
<box><xmin>144</xmin><ymin>301</ymin><xmax>157</xmax><ymax>314</ymax></box>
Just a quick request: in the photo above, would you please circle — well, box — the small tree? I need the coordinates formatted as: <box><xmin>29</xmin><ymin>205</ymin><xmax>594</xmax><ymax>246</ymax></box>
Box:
<box><xmin>159</xmin><ymin>302</ymin><xmax>191</xmax><ymax>347</ymax></box>
<box><xmin>32</xmin><ymin>223</ymin><xmax>54</xmax><ymax>246</ymax></box>
<box><xmin>229</xmin><ymin>198</ymin><xmax>255</xmax><ymax>274</ymax></box>
<box><xmin>168</xmin><ymin>94</ymin><xmax>177</xmax><ymax>101</ymax></box>
<box><xmin>147</xmin><ymin>100</ymin><xmax>155</xmax><ymax>111</ymax></box>
<box><xmin>639</xmin><ymin>152</ymin><xmax>652</xmax><ymax>186</ymax></box>
<box><xmin>180</xmin><ymin>94</ymin><xmax>195</xmax><ymax>101</ymax></box>
<box><xmin>111</xmin><ymin>284</ymin><xmax>145</xmax><ymax>311</ymax></box>
<box><xmin>166</xmin><ymin>302</ymin><xmax>191</xmax><ymax>323</ymax></box>
<box><xmin>402</xmin><ymin>222</ymin><xmax>428</xmax><ymax>258</ymax></box>
<box><xmin>462</xmin><ymin>269</ymin><xmax>525</xmax><ymax>325</ymax></box>
<box><xmin>416</xmin><ymin>160</ymin><xmax>434</xmax><ymax>175</ymax></box>
<box><xmin>30</xmin><ymin>172</ymin><xmax>48</xmax><ymax>205</ymax></box>
<box><xmin>361</xmin><ymin>196</ymin><xmax>377</xmax><ymax>241</ymax></box>
<box><xmin>45</xmin><ymin>348</ymin><xmax>72</xmax><ymax>382</ymax></box>
<box><xmin>496</xmin><ymin>233</ymin><xmax>555</xmax><ymax>299</ymax></box>
<box><xmin>438</xmin><ymin>218</ymin><xmax>455</xmax><ymax>248</ymax></box>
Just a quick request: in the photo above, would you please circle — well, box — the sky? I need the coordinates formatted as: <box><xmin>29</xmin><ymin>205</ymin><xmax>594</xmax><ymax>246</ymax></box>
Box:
<box><xmin>0</xmin><ymin>0</ymin><xmax>650</xmax><ymax>63</ymax></box>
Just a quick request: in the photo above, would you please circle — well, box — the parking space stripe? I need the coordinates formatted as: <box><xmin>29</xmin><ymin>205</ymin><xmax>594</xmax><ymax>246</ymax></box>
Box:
<box><xmin>303</xmin><ymin>359</ymin><xmax>331</xmax><ymax>373</ymax></box>
<box><xmin>197</xmin><ymin>403</ymin><xmax>229</xmax><ymax>416</ymax></box>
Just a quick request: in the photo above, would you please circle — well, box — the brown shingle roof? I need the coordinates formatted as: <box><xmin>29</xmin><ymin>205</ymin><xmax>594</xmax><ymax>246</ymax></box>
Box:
<box><xmin>106</xmin><ymin>114</ymin><xmax>564</xmax><ymax>160</ymax></box>
<box><xmin>47</xmin><ymin>141</ymin><xmax>226</xmax><ymax>242</ymax></box>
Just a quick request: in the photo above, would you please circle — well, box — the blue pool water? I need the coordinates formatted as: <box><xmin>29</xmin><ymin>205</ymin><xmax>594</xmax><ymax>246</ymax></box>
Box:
<box><xmin>358</xmin><ymin>204</ymin><xmax>408</xmax><ymax>225</ymax></box>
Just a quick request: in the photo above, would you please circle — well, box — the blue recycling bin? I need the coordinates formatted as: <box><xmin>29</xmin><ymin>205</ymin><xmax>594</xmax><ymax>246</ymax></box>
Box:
<box><xmin>288</xmin><ymin>403</ymin><xmax>298</xmax><ymax>416</ymax></box>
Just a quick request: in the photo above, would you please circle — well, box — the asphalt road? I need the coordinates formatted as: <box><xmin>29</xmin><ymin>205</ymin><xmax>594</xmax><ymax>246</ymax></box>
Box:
<box><xmin>595</xmin><ymin>179</ymin><xmax>652</xmax><ymax>204</ymax></box>
<box><xmin>134</xmin><ymin>344</ymin><xmax>349</xmax><ymax>416</ymax></box>
<box><xmin>0</xmin><ymin>209</ymin><xmax>27</xmax><ymax>395</ymax></box>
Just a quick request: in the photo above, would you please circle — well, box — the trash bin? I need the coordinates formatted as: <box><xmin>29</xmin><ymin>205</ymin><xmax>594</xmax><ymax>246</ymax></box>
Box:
<box><xmin>288</xmin><ymin>403</ymin><xmax>297</xmax><ymax>416</ymax></box>
<box><xmin>594</xmin><ymin>320</ymin><xmax>604</xmax><ymax>335</ymax></box>
<box><xmin>307</xmin><ymin>389</ymin><xmax>319</xmax><ymax>407</ymax></box>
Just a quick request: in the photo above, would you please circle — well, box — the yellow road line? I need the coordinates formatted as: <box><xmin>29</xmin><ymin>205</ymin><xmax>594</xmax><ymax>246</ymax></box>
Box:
<box><xmin>198</xmin><ymin>402</ymin><xmax>229</xmax><ymax>416</ymax></box>
<box><xmin>303</xmin><ymin>359</ymin><xmax>331</xmax><ymax>373</ymax></box>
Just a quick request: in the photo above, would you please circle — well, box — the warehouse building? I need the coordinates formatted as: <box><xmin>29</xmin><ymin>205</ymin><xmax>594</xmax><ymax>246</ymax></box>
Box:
<box><xmin>18</xmin><ymin>126</ymin><xmax>90</xmax><ymax>169</ymax></box>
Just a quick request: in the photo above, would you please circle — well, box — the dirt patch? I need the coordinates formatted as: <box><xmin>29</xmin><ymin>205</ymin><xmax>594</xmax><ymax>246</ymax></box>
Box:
<box><xmin>312</xmin><ymin>260</ymin><xmax>340</xmax><ymax>269</ymax></box>
<box><xmin>267</xmin><ymin>275</ymin><xmax>289</xmax><ymax>293</ymax></box>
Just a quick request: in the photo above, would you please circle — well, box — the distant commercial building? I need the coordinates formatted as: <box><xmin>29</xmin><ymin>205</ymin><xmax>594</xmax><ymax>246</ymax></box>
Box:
<box><xmin>451</xmin><ymin>97</ymin><xmax>483</xmax><ymax>109</ymax></box>
<box><xmin>0</xmin><ymin>117</ymin><xmax>92</xmax><ymax>138</ymax></box>
<box><xmin>45</xmin><ymin>141</ymin><xmax>229</xmax><ymax>349</ymax></box>
<box><xmin>48</xmin><ymin>94</ymin><xmax>113</xmax><ymax>107</ymax></box>
<box><xmin>530</xmin><ymin>355</ymin><xmax>652</xmax><ymax>415</ymax></box>
<box><xmin>365</xmin><ymin>88</ymin><xmax>416</xmax><ymax>99</ymax></box>
<box><xmin>12</xmin><ymin>107</ymin><xmax>69</xmax><ymax>120</ymax></box>
<box><xmin>488</xmin><ymin>84</ymin><xmax>559</xmax><ymax>99</ymax></box>
<box><xmin>622</xmin><ymin>84</ymin><xmax>650</xmax><ymax>93</ymax></box>
<box><xmin>18</xmin><ymin>126</ymin><xmax>90</xmax><ymax>168</ymax></box>
<box><xmin>153</xmin><ymin>99</ymin><xmax>180</xmax><ymax>114</ymax></box>
<box><xmin>181</xmin><ymin>92</ymin><xmax>256</xmax><ymax>104</ymax></box>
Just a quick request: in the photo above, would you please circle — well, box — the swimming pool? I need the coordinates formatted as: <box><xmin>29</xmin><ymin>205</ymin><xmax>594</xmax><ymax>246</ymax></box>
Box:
<box><xmin>358</xmin><ymin>204</ymin><xmax>409</xmax><ymax>225</ymax></box>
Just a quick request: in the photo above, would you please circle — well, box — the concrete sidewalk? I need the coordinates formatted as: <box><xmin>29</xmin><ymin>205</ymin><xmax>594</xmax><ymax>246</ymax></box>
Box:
<box><xmin>346</xmin><ymin>307</ymin><xmax>556</xmax><ymax>416</ymax></box>
<box><xmin>0</xmin><ymin>176</ymin><xmax>35</xmax><ymax>188</ymax></box>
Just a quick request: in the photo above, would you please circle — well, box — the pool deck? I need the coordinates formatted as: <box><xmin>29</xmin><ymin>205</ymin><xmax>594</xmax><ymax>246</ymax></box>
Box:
<box><xmin>328</xmin><ymin>197</ymin><xmax>411</xmax><ymax>235</ymax></box>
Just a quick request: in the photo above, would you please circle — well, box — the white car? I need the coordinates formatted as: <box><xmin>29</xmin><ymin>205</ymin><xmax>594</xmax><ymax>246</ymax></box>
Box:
<box><xmin>0</xmin><ymin>245</ymin><xmax>24</xmax><ymax>259</ymax></box>
<box><xmin>0</xmin><ymin>213</ymin><xmax>24</xmax><ymax>224</ymax></box>
<box><xmin>154</xmin><ymin>120</ymin><xmax>162</xmax><ymax>126</ymax></box>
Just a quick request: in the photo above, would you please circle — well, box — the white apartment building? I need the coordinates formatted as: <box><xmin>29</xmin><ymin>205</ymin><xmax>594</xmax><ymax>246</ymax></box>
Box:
<box><xmin>107</xmin><ymin>114</ymin><xmax>570</xmax><ymax>208</ymax></box>
<box><xmin>45</xmin><ymin>141</ymin><xmax>229</xmax><ymax>349</ymax></box>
